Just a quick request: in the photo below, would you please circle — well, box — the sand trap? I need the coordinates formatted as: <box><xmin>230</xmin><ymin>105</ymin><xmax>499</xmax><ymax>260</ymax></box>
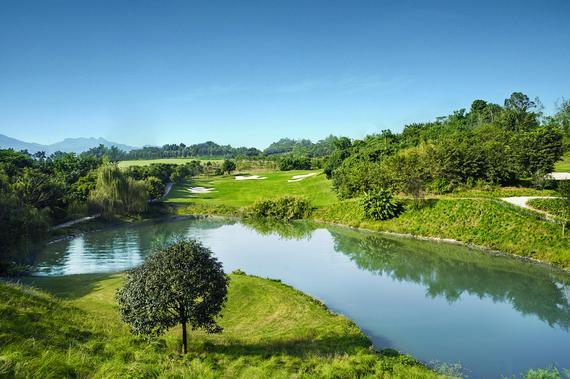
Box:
<box><xmin>188</xmin><ymin>187</ymin><xmax>215</xmax><ymax>194</ymax></box>
<box><xmin>288</xmin><ymin>172</ymin><xmax>317</xmax><ymax>183</ymax></box>
<box><xmin>235</xmin><ymin>175</ymin><xmax>267</xmax><ymax>180</ymax></box>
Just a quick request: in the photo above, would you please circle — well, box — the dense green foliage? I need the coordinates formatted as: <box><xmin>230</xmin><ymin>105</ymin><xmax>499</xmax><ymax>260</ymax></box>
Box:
<box><xmin>0</xmin><ymin>274</ymin><xmax>440</xmax><ymax>378</ymax></box>
<box><xmin>144</xmin><ymin>176</ymin><xmax>165</xmax><ymax>199</ymax></box>
<box><xmin>86</xmin><ymin>141</ymin><xmax>262</xmax><ymax>161</ymax></box>
<box><xmin>221</xmin><ymin>159</ymin><xmax>236</xmax><ymax>175</ymax></box>
<box><xmin>328</xmin><ymin>93</ymin><xmax>566</xmax><ymax>199</ymax></box>
<box><xmin>0</xmin><ymin>149</ymin><xmax>103</xmax><ymax>272</ymax></box>
<box><xmin>117</xmin><ymin>240</ymin><xmax>229</xmax><ymax>354</ymax></box>
<box><xmin>361</xmin><ymin>189</ymin><xmax>403</xmax><ymax>220</ymax></box>
<box><xmin>278</xmin><ymin>155</ymin><xmax>312</xmax><ymax>170</ymax></box>
<box><xmin>89</xmin><ymin>164</ymin><xmax>149</xmax><ymax>217</ymax></box>
<box><xmin>264</xmin><ymin>135</ymin><xmax>340</xmax><ymax>157</ymax></box>
<box><xmin>247</xmin><ymin>196</ymin><xmax>313</xmax><ymax>220</ymax></box>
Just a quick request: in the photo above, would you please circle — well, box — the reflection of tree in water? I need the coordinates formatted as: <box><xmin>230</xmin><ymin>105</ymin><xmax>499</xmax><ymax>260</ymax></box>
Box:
<box><xmin>329</xmin><ymin>228</ymin><xmax>570</xmax><ymax>331</ymax></box>
<box><xmin>119</xmin><ymin>217</ymin><xmax>238</xmax><ymax>257</ymax></box>
<box><xmin>242</xmin><ymin>219</ymin><xmax>315</xmax><ymax>241</ymax></box>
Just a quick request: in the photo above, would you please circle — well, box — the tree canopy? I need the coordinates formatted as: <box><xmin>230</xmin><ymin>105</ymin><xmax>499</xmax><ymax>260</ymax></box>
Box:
<box><xmin>116</xmin><ymin>239</ymin><xmax>229</xmax><ymax>354</ymax></box>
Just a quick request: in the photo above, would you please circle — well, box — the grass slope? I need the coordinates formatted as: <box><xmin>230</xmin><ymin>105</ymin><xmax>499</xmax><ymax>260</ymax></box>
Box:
<box><xmin>315</xmin><ymin>198</ymin><xmax>570</xmax><ymax>270</ymax></box>
<box><xmin>1</xmin><ymin>274</ymin><xmax>440</xmax><ymax>378</ymax></box>
<box><xmin>165</xmin><ymin>171</ymin><xmax>337</xmax><ymax>208</ymax></box>
<box><xmin>118</xmin><ymin>157</ymin><xmax>223</xmax><ymax>168</ymax></box>
<box><xmin>527</xmin><ymin>198</ymin><xmax>568</xmax><ymax>219</ymax></box>
<box><xmin>555</xmin><ymin>152</ymin><xmax>570</xmax><ymax>172</ymax></box>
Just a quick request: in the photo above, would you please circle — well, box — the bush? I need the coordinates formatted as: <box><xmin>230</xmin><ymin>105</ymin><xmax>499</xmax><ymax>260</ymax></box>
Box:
<box><xmin>247</xmin><ymin>196</ymin><xmax>313</xmax><ymax>220</ymax></box>
<box><xmin>145</xmin><ymin>176</ymin><xmax>165</xmax><ymax>199</ymax></box>
<box><xmin>360</xmin><ymin>189</ymin><xmax>402</xmax><ymax>221</ymax></box>
<box><xmin>278</xmin><ymin>156</ymin><xmax>311</xmax><ymax>171</ymax></box>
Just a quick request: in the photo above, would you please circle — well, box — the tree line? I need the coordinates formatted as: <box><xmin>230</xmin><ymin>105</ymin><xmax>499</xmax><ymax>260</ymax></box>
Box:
<box><xmin>325</xmin><ymin>92</ymin><xmax>568</xmax><ymax>199</ymax></box>
<box><xmin>0</xmin><ymin>149</ymin><xmax>213</xmax><ymax>273</ymax></box>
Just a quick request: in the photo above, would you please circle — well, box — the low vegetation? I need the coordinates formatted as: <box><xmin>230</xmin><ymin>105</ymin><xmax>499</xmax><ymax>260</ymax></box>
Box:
<box><xmin>247</xmin><ymin>196</ymin><xmax>313</xmax><ymax>221</ymax></box>
<box><xmin>361</xmin><ymin>189</ymin><xmax>403</xmax><ymax>221</ymax></box>
<box><xmin>1</xmin><ymin>273</ymin><xmax>441</xmax><ymax>378</ymax></box>
<box><xmin>528</xmin><ymin>198</ymin><xmax>568</xmax><ymax>219</ymax></box>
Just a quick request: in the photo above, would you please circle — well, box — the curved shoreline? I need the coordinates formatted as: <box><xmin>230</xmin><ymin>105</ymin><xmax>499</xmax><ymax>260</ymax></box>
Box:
<box><xmin>49</xmin><ymin>208</ymin><xmax>570</xmax><ymax>275</ymax></box>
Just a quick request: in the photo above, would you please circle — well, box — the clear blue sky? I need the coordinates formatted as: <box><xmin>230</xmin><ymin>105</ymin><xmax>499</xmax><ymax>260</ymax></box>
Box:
<box><xmin>1</xmin><ymin>0</ymin><xmax>569</xmax><ymax>148</ymax></box>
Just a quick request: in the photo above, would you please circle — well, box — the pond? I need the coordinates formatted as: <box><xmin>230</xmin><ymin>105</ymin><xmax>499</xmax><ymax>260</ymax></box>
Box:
<box><xmin>34</xmin><ymin>217</ymin><xmax>570</xmax><ymax>378</ymax></box>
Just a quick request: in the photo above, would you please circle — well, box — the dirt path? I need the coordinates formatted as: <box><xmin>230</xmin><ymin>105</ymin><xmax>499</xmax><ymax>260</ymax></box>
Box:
<box><xmin>51</xmin><ymin>214</ymin><xmax>101</xmax><ymax>230</ymax></box>
<box><xmin>162</xmin><ymin>182</ymin><xmax>174</xmax><ymax>198</ymax></box>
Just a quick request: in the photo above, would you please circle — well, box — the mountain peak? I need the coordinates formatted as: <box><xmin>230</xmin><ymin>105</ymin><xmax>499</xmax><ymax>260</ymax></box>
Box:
<box><xmin>0</xmin><ymin>134</ymin><xmax>137</xmax><ymax>154</ymax></box>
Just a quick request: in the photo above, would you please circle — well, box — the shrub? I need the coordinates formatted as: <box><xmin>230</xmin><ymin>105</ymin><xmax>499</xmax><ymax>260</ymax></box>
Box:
<box><xmin>145</xmin><ymin>176</ymin><xmax>165</xmax><ymax>199</ymax></box>
<box><xmin>360</xmin><ymin>189</ymin><xmax>403</xmax><ymax>221</ymax></box>
<box><xmin>278</xmin><ymin>156</ymin><xmax>311</xmax><ymax>171</ymax></box>
<box><xmin>247</xmin><ymin>196</ymin><xmax>313</xmax><ymax>220</ymax></box>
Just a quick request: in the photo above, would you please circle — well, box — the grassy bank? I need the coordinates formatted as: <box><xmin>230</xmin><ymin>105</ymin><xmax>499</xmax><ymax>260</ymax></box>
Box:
<box><xmin>1</xmin><ymin>273</ymin><xmax>440</xmax><ymax>378</ymax></box>
<box><xmin>555</xmin><ymin>152</ymin><xmax>570</xmax><ymax>172</ymax></box>
<box><xmin>165</xmin><ymin>170</ymin><xmax>570</xmax><ymax>269</ymax></box>
<box><xmin>315</xmin><ymin>198</ymin><xmax>570</xmax><ymax>270</ymax></box>
<box><xmin>527</xmin><ymin>198</ymin><xmax>568</xmax><ymax>219</ymax></box>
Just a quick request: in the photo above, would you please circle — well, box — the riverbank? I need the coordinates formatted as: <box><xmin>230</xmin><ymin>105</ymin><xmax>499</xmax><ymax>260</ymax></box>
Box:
<box><xmin>1</xmin><ymin>273</ymin><xmax>442</xmax><ymax>378</ymax></box>
<box><xmin>173</xmin><ymin>194</ymin><xmax>570</xmax><ymax>271</ymax></box>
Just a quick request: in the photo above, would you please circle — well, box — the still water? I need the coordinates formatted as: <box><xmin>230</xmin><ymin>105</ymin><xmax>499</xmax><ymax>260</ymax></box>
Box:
<box><xmin>34</xmin><ymin>217</ymin><xmax>570</xmax><ymax>378</ymax></box>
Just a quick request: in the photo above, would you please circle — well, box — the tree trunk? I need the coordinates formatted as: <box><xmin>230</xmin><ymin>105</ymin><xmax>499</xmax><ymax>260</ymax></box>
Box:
<box><xmin>182</xmin><ymin>319</ymin><xmax>188</xmax><ymax>354</ymax></box>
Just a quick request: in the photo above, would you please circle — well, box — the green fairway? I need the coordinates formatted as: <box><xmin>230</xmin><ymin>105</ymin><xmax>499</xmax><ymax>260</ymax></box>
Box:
<box><xmin>165</xmin><ymin>170</ymin><xmax>338</xmax><ymax>208</ymax></box>
<box><xmin>1</xmin><ymin>273</ymin><xmax>440</xmax><ymax>378</ymax></box>
<box><xmin>118</xmin><ymin>157</ymin><xmax>224</xmax><ymax>168</ymax></box>
<box><xmin>554</xmin><ymin>152</ymin><xmax>570</xmax><ymax>172</ymax></box>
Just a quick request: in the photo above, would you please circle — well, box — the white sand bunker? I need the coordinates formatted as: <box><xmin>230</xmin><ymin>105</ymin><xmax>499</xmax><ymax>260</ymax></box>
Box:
<box><xmin>235</xmin><ymin>175</ymin><xmax>267</xmax><ymax>180</ymax></box>
<box><xmin>288</xmin><ymin>172</ymin><xmax>317</xmax><ymax>183</ymax></box>
<box><xmin>188</xmin><ymin>187</ymin><xmax>215</xmax><ymax>194</ymax></box>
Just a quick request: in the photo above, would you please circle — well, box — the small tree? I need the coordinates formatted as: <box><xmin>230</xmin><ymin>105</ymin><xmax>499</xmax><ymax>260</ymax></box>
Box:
<box><xmin>116</xmin><ymin>239</ymin><xmax>229</xmax><ymax>354</ymax></box>
<box><xmin>361</xmin><ymin>188</ymin><xmax>403</xmax><ymax>221</ymax></box>
<box><xmin>145</xmin><ymin>176</ymin><xmax>166</xmax><ymax>199</ymax></box>
<box><xmin>221</xmin><ymin>160</ymin><xmax>236</xmax><ymax>175</ymax></box>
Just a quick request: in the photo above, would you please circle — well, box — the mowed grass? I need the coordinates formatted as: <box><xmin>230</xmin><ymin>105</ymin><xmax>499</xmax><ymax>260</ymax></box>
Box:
<box><xmin>555</xmin><ymin>152</ymin><xmax>570</xmax><ymax>172</ymax></box>
<box><xmin>118</xmin><ymin>157</ymin><xmax>223</xmax><ymax>168</ymax></box>
<box><xmin>165</xmin><ymin>170</ymin><xmax>337</xmax><ymax>208</ymax></box>
<box><xmin>1</xmin><ymin>273</ymin><xmax>440</xmax><ymax>378</ymax></box>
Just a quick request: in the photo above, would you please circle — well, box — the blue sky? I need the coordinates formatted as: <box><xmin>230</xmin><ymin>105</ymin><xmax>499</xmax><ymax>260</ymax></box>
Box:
<box><xmin>1</xmin><ymin>0</ymin><xmax>569</xmax><ymax>148</ymax></box>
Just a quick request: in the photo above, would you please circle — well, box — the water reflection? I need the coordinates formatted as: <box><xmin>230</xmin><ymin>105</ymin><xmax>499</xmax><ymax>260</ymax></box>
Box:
<box><xmin>328</xmin><ymin>228</ymin><xmax>570</xmax><ymax>331</ymax></box>
<box><xmin>33</xmin><ymin>217</ymin><xmax>570</xmax><ymax>377</ymax></box>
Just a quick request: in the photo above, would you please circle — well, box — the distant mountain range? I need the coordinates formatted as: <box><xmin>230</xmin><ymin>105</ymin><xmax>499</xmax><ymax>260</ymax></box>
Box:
<box><xmin>0</xmin><ymin>134</ymin><xmax>137</xmax><ymax>155</ymax></box>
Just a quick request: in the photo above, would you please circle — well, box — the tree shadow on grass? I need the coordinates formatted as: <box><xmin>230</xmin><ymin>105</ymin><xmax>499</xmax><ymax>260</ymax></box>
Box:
<box><xmin>18</xmin><ymin>272</ymin><xmax>122</xmax><ymax>300</ymax></box>
<box><xmin>187</xmin><ymin>334</ymin><xmax>374</xmax><ymax>359</ymax></box>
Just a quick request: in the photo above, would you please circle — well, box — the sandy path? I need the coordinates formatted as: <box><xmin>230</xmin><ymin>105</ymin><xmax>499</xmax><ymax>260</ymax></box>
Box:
<box><xmin>162</xmin><ymin>182</ymin><xmax>173</xmax><ymax>198</ymax></box>
<box><xmin>550</xmin><ymin>172</ymin><xmax>570</xmax><ymax>180</ymax></box>
<box><xmin>51</xmin><ymin>214</ymin><xmax>101</xmax><ymax>230</ymax></box>
<box><xmin>501</xmin><ymin>196</ymin><xmax>559</xmax><ymax>219</ymax></box>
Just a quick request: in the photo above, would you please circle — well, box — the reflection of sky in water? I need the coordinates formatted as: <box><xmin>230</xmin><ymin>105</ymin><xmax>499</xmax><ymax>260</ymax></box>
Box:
<box><xmin>33</xmin><ymin>219</ymin><xmax>570</xmax><ymax>378</ymax></box>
